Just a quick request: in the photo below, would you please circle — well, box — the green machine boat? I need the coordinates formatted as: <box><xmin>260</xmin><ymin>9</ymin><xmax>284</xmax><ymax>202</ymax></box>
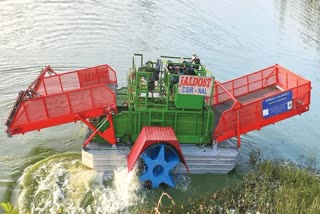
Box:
<box><xmin>5</xmin><ymin>54</ymin><xmax>311</xmax><ymax>188</ymax></box>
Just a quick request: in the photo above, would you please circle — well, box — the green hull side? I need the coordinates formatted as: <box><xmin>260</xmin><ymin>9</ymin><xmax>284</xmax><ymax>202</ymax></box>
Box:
<box><xmin>93</xmin><ymin>107</ymin><xmax>214</xmax><ymax>145</ymax></box>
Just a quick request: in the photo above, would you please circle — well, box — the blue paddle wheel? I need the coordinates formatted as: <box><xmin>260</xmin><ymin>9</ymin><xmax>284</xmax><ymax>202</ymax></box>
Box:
<box><xmin>140</xmin><ymin>143</ymin><xmax>180</xmax><ymax>188</ymax></box>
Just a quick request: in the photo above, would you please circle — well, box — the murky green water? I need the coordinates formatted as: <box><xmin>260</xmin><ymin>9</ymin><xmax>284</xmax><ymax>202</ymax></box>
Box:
<box><xmin>0</xmin><ymin>0</ymin><xmax>319</xmax><ymax>212</ymax></box>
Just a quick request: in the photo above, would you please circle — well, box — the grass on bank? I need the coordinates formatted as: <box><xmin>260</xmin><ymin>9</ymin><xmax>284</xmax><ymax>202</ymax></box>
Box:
<box><xmin>149</xmin><ymin>160</ymin><xmax>320</xmax><ymax>214</ymax></box>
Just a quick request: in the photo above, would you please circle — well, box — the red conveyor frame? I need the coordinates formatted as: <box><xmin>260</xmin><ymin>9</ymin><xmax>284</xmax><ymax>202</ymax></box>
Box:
<box><xmin>211</xmin><ymin>64</ymin><xmax>311</xmax><ymax>147</ymax></box>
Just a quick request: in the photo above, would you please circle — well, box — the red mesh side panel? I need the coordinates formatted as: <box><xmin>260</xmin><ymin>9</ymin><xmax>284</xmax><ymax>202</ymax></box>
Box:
<box><xmin>263</xmin><ymin>67</ymin><xmax>277</xmax><ymax>83</ymax></box>
<box><xmin>212</xmin><ymin>66</ymin><xmax>278</xmax><ymax>106</ymax></box>
<box><xmin>69</xmin><ymin>90</ymin><xmax>93</xmax><ymax>112</ymax></box>
<box><xmin>25</xmin><ymin>99</ymin><xmax>47</xmax><ymax>122</ymax></box>
<box><xmin>96</xmin><ymin>66</ymin><xmax>109</xmax><ymax>84</ymax></box>
<box><xmin>37</xmin><ymin>82</ymin><xmax>46</xmax><ymax>96</ymax></box>
<box><xmin>249</xmin><ymin>80</ymin><xmax>262</xmax><ymax>91</ymax></box>
<box><xmin>277</xmin><ymin>66</ymin><xmax>309</xmax><ymax>89</ymax></box>
<box><xmin>227</xmin><ymin>67</ymin><xmax>277</xmax><ymax>98</ymax></box>
<box><xmin>248</xmin><ymin>72</ymin><xmax>261</xmax><ymax>84</ymax></box>
<box><xmin>91</xmin><ymin>86</ymin><xmax>116</xmax><ymax>107</ymax></box>
<box><xmin>211</xmin><ymin>82</ymin><xmax>235</xmax><ymax>105</ymax></box>
<box><xmin>60</xmin><ymin>72</ymin><xmax>80</xmax><ymax>92</ymax></box>
<box><xmin>44</xmin><ymin>76</ymin><xmax>62</xmax><ymax>95</ymax></box>
<box><xmin>12</xmin><ymin>107</ymin><xmax>27</xmax><ymax>126</ymax></box>
<box><xmin>297</xmin><ymin>84</ymin><xmax>311</xmax><ymax>105</ymax></box>
<box><xmin>6</xmin><ymin>85</ymin><xmax>117</xmax><ymax>136</ymax></box>
<box><xmin>77</xmin><ymin>65</ymin><xmax>117</xmax><ymax>88</ymax></box>
<box><xmin>45</xmin><ymin>94</ymin><xmax>70</xmax><ymax>118</ymax></box>
<box><xmin>213</xmin><ymin>108</ymin><xmax>237</xmax><ymax>139</ymax></box>
<box><xmin>78</xmin><ymin>67</ymin><xmax>100</xmax><ymax>88</ymax></box>
<box><xmin>239</xmin><ymin>103</ymin><xmax>258</xmax><ymax>127</ymax></box>
<box><xmin>262</xmin><ymin>67</ymin><xmax>274</xmax><ymax>78</ymax></box>
<box><xmin>262</xmin><ymin>68</ymin><xmax>277</xmax><ymax>87</ymax></box>
<box><xmin>277</xmin><ymin>71</ymin><xmax>287</xmax><ymax>89</ymax></box>
<box><xmin>234</xmin><ymin>85</ymin><xmax>248</xmax><ymax>97</ymax></box>
<box><xmin>107</xmin><ymin>66</ymin><xmax>117</xmax><ymax>82</ymax></box>
<box><xmin>264</xmin><ymin>75</ymin><xmax>277</xmax><ymax>87</ymax></box>
<box><xmin>6</xmin><ymin>65</ymin><xmax>118</xmax><ymax>136</ymax></box>
<box><xmin>222</xmin><ymin>110</ymin><xmax>237</xmax><ymax>133</ymax></box>
<box><xmin>213</xmin><ymin>65</ymin><xmax>311</xmax><ymax>144</ymax></box>
<box><xmin>233</xmin><ymin>76</ymin><xmax>246</xmax><ymax>90</ymax></box>
<box><xmin>34</xmin><ymin>64</ymin><xmax>117</xmax><ymax>96</ymax></box>
<box><xmin>222</xmin><ymin>82</ymin><xmax>233</xmax><ymax>93</ymax></box>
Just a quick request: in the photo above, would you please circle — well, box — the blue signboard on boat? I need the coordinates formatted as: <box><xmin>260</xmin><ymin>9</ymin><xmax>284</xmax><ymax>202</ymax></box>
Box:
<box><xmin>262</xmin><ymin>90</ymin><xmax>293</xmax><ymax>118</ymax></box>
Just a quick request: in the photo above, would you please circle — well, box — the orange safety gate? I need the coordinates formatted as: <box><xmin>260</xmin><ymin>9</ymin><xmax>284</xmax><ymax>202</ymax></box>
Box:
<box><xmin>211</xmin><ymin>64</ymin><xmax>311</xmax><ymax>147</ymax></box>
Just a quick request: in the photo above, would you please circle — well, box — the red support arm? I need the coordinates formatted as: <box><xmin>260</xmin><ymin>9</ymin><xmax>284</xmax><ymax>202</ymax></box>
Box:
<box><xmin>77</xmin><ymin>111</ymin><xmax>116</xmax><ymax>147</ymax></box>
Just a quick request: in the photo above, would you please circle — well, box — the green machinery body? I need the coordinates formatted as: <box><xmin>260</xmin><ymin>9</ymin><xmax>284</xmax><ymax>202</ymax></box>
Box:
<box><xmin>93</xmin><ymin>54</ymin><xmax>215</xmax><ymax>145</ymax></box>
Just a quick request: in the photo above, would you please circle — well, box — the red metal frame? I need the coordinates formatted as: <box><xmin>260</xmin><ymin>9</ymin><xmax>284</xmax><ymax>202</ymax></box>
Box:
<box><xmin>212</xmin><ymin>64</ymin><xmax>311</xmax><ymax>147</ymax></box>
<box><xmin>6</xmin><ymin>63</ymin><xmax>311</xmax><ymax>150</ymax></box>
<box><xmin>6</xmin><ymin>65</ymin><xmax>118</xmax><ymax>146</ymax></box>
<box><xmin>35</xmin><ymin>64</ymin><xmax>117</xmax><ymax>96</ymax></box>
<box><xmin>79</xmin><ymin>108</ymin><xmax>117</xmax><ymax>147</ymax></box>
